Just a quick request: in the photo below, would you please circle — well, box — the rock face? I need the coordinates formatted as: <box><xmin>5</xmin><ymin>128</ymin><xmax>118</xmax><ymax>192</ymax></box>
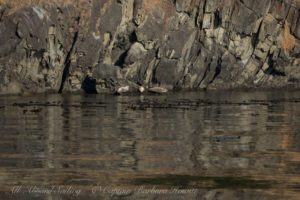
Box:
<box><xmin>0</xmin><ymin>0</ymin><xmax>299</xmax><ymax>94</ymax></box>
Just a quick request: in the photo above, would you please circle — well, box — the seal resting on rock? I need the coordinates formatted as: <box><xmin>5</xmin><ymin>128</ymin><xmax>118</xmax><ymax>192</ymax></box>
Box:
<box><xmin>149</xmin><ymin>87</ymin><xmax>168</xmax><ymax>94</ymax></box>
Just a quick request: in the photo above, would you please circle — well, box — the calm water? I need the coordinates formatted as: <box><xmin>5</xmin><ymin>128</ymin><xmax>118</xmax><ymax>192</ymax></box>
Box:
<box><xmin>0</xmin><ymin>91</ymin><xmax>300</xmax><ymax>199</ymax></box>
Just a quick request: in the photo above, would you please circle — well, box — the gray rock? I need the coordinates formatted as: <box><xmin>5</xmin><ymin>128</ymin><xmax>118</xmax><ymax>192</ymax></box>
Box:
<box><xmin>92</xmin><ymin>64</ymin><xmax>121</xmax><ymax>80</ymax></box>
<box><xmin>0</xmin><ymin>0</ymin><xmax>299</xmax><ymax>94</ymax></box>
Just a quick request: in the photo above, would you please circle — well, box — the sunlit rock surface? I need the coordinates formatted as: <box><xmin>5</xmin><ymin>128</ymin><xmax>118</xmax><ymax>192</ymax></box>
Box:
<box><xmin>0</xmin><ymin>0</ymin><xmax>299</xmax><ymax>94</ymax></box>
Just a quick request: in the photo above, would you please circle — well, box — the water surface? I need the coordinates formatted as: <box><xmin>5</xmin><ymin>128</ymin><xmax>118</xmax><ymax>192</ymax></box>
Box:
<box><xmin>0</xmin><ymin>91</ymin><xmax>300</xmax><ymax>199</ymax></box>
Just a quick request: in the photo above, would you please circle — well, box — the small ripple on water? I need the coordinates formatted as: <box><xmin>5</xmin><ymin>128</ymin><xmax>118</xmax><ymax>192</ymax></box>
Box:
<box><xmin>0</xmin><ymin>91</ymin><xmax>300</xmax><ymax>199</ymax></box>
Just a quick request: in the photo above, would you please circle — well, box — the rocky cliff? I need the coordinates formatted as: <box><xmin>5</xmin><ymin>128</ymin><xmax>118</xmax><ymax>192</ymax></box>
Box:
<box><xmin>0</xmin><ymin>0</ymin><xmax>299</xmax><ymax>94</ymax></box>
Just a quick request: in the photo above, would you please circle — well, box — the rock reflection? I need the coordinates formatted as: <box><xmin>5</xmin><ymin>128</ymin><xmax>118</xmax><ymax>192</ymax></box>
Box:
<box><xmin>0</xmin><ymin>91</ymin><xmax>299</xmax><ymax>199</ymax></box>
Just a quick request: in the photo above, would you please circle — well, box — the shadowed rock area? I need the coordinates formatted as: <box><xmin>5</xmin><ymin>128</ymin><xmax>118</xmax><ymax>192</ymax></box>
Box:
<box><xmin>0</xmin><ymin>0</ymin><xmax>299</xmax><ymax>94</ymax></box>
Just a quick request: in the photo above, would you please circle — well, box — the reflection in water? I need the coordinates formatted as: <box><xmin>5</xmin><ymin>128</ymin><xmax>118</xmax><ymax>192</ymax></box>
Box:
<box><xmin>0</xmin><ymin>91</ymin><xmax>300</xmax><ymax>199</ymax></box>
